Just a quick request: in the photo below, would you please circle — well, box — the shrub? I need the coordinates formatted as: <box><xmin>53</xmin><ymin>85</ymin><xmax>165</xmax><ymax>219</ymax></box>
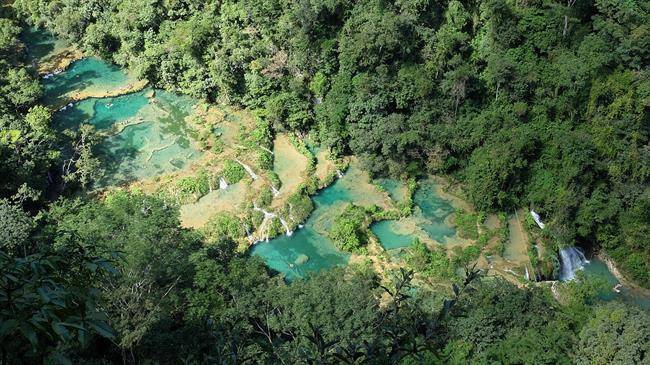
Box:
<box><xmin>455</xmin><ymin>209</ymin><xmax>479</xmax><ymax>240</ymax></box>
<box><xmin>203</xmin><ymin>213</ymin><xmax>244</xmax><ymax>242</ymax></box>
<box><xmin>223</xmin><ymin>160</ymin><xmax>245</xmax><ymax>184</ymax></box>
<box><xmin>329</xmin><ymin>204</ymin><xmax>368</xmax><ymax>252</ymax></box>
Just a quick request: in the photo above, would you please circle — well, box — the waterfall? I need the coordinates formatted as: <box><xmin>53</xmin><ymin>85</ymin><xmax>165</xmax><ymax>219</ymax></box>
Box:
<box><xmin>261</xmin><ymin>146</ymin><xmax>274</xmax><ymax>155</ymax></box>
<box><xmin>219</xmin><ymin>177</ymin><xmax>228</xmax><ymax>190</ymax></box>
<box><xmin>336</xmin><ymin>170</ymin><xmax>344</xmax><ymax>178</ymax></box>
<box><xmin>559</xmin><ymin>247</ymin><xmax>589</xmax><ymax>281</ymax></box>
<box><xmin>243</xmin><ymin>225</ymin><xmax>254</xmax><ymax>244</ymax></box>
<box><xmin>278</xmin><ymin>217</ymin><xmax>293</xmax><ymax>237</ymax></box>
<box><xmin>253</xmin><ymin>203</ymin><xmax>293</xmax><ymax>237</ymax></box>
<box><xmin>530</xmin><ymin>210</ymin><xmax>545</xmax><ymax>229</ymax></box>
<box><xmin>525</xmin><ymin>266</ymin><xmax>530</xmax><ymax>281</ymax></box>
<box><xmin>235</xmin><ymin>159</ymin><xmax>258</xmax><ymax>180</ymax></box>
<box><xmin>271</xmin><ymin>186</ymin><xmax>280</xmax><ymax>196</ymax></box>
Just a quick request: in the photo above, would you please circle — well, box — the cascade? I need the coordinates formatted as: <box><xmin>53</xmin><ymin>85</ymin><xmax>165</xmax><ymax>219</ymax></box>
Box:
<box><xmin>244</xmin><ymin>225</ymin><xmax>254</xmax><ymax>243</ymax></box>
<box><xmin>525</xmin><ymin>265</ymin><xmax>530</xmax><ymax>281</ymax></box>
<box><xmin>278</xmin><ymin>217</ymin><xmax>293</xmax><ymax>237</ymax></box>
<box><xmin>253</xmin><ymin>203</ymin><xmax>293</xmax><ymax>237</ymax></box>
<box><xmin>219</xmin><ymin>177</ymin><xmax>228</xmax><ymax>190</ymax></box>
<box><xmin>530</xmin><ymin>210</ymin><xmax>545</xmax><ymax>229</ymax></box>
<box><xmin>271</xmin><ymin>186</ymin><xmax>280</xmax><ymax>196</ymax></box>
<box><xmin>336</xmin><ymin>170</ymin><xmax>344</xmax><ymax>178</ymax></box>
<box><xmin>559</xmin><ymin>247</ymin><xmax>589</xmax><ymax>281</ymax></box>
<box><xmin>236</xmin><ymin>159</ymin><xmax>258</xmax><ymax>180</ymax></box>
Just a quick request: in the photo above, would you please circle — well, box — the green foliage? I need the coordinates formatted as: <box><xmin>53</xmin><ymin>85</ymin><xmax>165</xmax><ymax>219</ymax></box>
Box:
<box><xmin>444</xmin><ymin>280</ymin><xmax>574</xmax><ymax>364</ymax></box>
<box><xmin>255</xmin><ymin>187</ymin><xmax>274</xmax><ymax>208</ymax></box>
<box><xmin>575</xmin><ymin>303</ymin><xmax>650</xmax><ymax>365</ymax></box>
<box><xmin>286</xmin><ymin>192</ymin><xmax>314</xmax><ymax>224</ymax></box>
<box><xmin>257</xmin><ymin>149</ymin><xmax>273</xmax><ymax>171</ymax></box>
<box><xmin>202</xmin><ymin>213</ymin><xmax>244</xmax><ymax>243</ymax></box>
<box><xmin>454</xmin><ymin>209</ymin><xmax>479</xmax><ymax>240</ymax></box>
<box><xmin>407</xmin><ymin>238</ymin><xmax>455</xmax><ymax>280</ymax></box>
<box><xmin>222</xmin><ymin>159</ymin><xmax>245</xmax><ymax>184</ymax></box>
<box><xmin>13</xmin><ymin>0</ymin><xmax>650</xmax><ymax>289</ymax></box>
<box><xmin>0</xmin><ymin>199</ymin><xmax>34</xmax><ymax>256</ymax></box>
<box><xmin>4</xmin><ymin>2</ymin><xmax>650</xmax><ymax>363</ymax></box>
<box><xmin>453</xmin><ymin>245</ymin><xmax>481</xmax><ymax>268</ymax></box>
<box><xmin>175</xmin><ymin>170</ymin><xmax>210</xmax><ymax>202</ymax></box>
<box><xmin>0</xmin><ymin>244</ymin><xmax>116</xmax><ymax>364</ymax></box>
<box><xmin>290</xmin><ymin>134</ymin><xmax>317</xmax><ymax>173</ymax></box>
<box><xmin>329</xmin><ymin>203</ymin><xmax>368</xmax><ymax>252</ymax></box>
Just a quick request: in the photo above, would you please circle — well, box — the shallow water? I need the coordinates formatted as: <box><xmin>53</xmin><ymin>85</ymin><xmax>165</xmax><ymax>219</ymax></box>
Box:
<box><xmin>371</xmin><ymin>178</ymin><xmax>456</xmax><ymax>250</ymax></box>
<box><xmin>413</xmin><ymin>179</ymin><xmax>456</xmax><ymax>242</ymax></box>
<box><xmin>273</xmin><ymin>134</ymin><xmax>308</xmax><ymax>197</ymax></box>
<box><xmin>375</xmin><ymin>178</ymin><xmax>408</xmax><ymax>203</ymax></box>
<box><xmin>582</xmin><ymin>259</ymin><xmax>650</xmax><ymax>309</ymax></box>
<box><xmin>370</xmin><ymin>220</ymin><xmax>414</xmax><ymax>250</ymax></box>
<box><xmin>54</xmin><ymin>88</ymin><xmax>202</xmax><ymax>187</ymax></box>
<box><xmin>504</xmin><ymin>211</ymin><xmax>530</xmax><ymax>264</ymax></box>
<box><xmin>251</xmin><ymin>164</ymin><xmax>386</xmax><ymax>279</ymax></box>
<box><xmin>180</xmin><ymin>182</ymin><xmax>248</xmax><ymax>228</ymax></box>
<box><xmin>43</xmin><ymin>57</ymin><xmax>137</xmax><ymax>102</ymax></box>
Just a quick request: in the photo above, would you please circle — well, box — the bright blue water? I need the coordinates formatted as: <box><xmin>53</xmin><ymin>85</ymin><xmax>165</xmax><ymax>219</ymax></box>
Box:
<box><xmin>371</xmin><ymin>178</ymin><xmax>456</xmax><ymax>250</ymax></box>
<box><xmin>43</xmin><ymin>57</ymin><xmax>133</xmax><ymax>102</ymax></box>
<box><xmin>53</xmin><ymin>87</ymin><xmax>201</xmax><ymax>187</ymax></box>
<box><xmin>370</xmin><ymin>220</ymin><xmax>414</xmax><ymax>250</ymax></box>
<box><xmin>251</xmin><ymin>169</ymin><xmax>391</xmax><ymax>280</ymax></box>
<box><xmin>583</xmin><ymin>259</ymin><xmax>650</xmax><ymax>309</ymax></box>
<box><xmin>375</xmin><ymin>178</ymin><xmax>407</xmax><ymax>203</ymax></box>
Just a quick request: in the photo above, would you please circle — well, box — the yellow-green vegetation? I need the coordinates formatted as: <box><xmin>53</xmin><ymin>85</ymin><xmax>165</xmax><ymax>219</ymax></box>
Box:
<box><xmin>406</xmin><ymin>238</ymin><xmax>455</xmax><ymax>280</ymax></box>
<box><xmin>175</xmin><ymin>169</ymin><xmax>211</xmax><ymax>204</ymax></box>
<box><xmin>329</xmin><ymin>204</ymin><xmax>369</xmax><ymax>252</ymax></box>
<box><xmin>454</xmin><ymin>209</ymin><xmax>479</xmax><ymax>240</ymax></box>
<box><xmin>222</xmin><ymin>159</ymin><xmax>245</xmax><ymax>184</ymax></box>
<box><xmin>202</xmin><ymin>212</ymin><xmax>244</xmax><ymax>243</ymax></box>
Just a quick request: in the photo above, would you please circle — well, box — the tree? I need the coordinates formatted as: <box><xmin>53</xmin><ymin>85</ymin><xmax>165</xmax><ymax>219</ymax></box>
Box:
<box><xmin>575</xmin><ymin>303</ymin><xmax>650</xmax><ymax>365</ymax></box>
<box><xmin>0</xmin><ymin>200</ymin><xmax>34</xmax><ymax>257</ymax></box>
<box><xmin>0</xmin><ymin>243</ymin><xmax>117</xmax><ymax>365</ymax></box>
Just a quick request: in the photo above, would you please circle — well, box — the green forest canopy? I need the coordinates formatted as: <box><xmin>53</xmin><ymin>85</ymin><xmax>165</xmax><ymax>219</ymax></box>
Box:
<box><xmin>11</xmin><ymin>0</ymin><xmax>648</xmax><ymax>284</ymax></box>
<box><xmin>0</xmin><ymin>0</ymin><xmax>649</xmax><ymax>363</ymax></box>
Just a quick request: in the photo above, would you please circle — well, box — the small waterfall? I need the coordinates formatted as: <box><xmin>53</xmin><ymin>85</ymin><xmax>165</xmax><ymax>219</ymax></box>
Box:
<box><xmin>525</xmin><ymin>266</ymin><xmax>530</xmax><ymax>281</ymax></box>
<box><xmin>271</xmin><ymin>186</ymin><xmax>280</xmax><ymax>196</ymax></box>
<box><xmin>219</xmin><ymin>177</ymin><xmax>228</xmax><ymax>190</ymax></box>
<box><xmin>530</xmin><ymin>210</ymin><xmax>545</xmax><ymax>229</ymax></box>
<box><xmin>261</xmin><ymin>146</ymin><xmax>274</xmax><ymax>155</ymax></box>
<box><xmin>559</xmin><ymin>247</ymin><xmax>589</xmax><ymax>281</ymax></box>
<box><xmin>243</xmin><ymin>225</ymin><xmax>254</xmax><ymax>244</ymax></box>
<box><xmin>253</xmin><ymin>203</ymin><xmax>292</xmax><ymax>237</ymax></box>
<box><xmin>336</xmin><ymin>170</ymin><xmax>344</xmax><ymax>178</ymax></box>
<box><xmin>236</xmin><ymin>159</ymin><xmax>258</xmax><ymax>180</ymax></box>
<box><xmin>278</xmin><ymin>217</ymin><xmax>293</xmax><ymax>237</ymax></box>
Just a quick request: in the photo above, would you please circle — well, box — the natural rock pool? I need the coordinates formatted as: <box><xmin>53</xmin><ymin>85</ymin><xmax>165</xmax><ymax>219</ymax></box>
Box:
<box><xmin>370</xmin><ymin>179</ymin><xmax>457</xmax><ymax>251</ymax></box>
<box><xmin>251</xmin><ymin>163</ymin><xmax>389</xmax><ymax>280</ymax></box>
<box><xmin>43</xmin><ymin>57</ymin><xmax>142</xmax><ymax>103</ymax></box>
<box><xmin>53</xmin><ymin>87</ymin><xmax>202</xmax><ymax>187</ymax></box>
